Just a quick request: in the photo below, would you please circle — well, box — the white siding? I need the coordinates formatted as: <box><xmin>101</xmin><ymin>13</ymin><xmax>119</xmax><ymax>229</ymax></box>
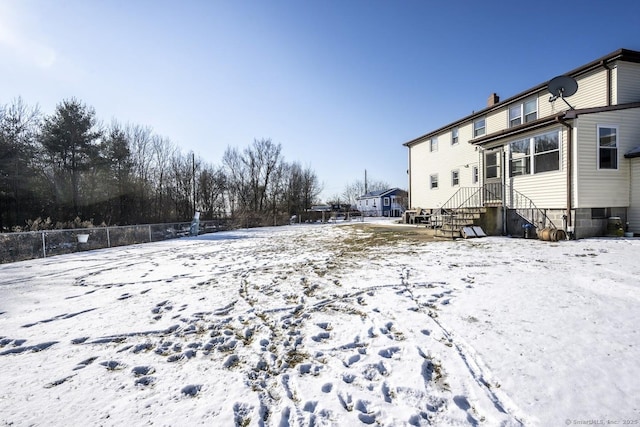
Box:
<box><xmin>549</xmin><ymin>68</ymin><xmax>608</xmax><ymax>112</ymax></box>
<box><xmin>630</xmin><ymin>160</ymin><xmax>640</xmax><ymax>232</ymax></box>
<box><xmin>486</xmin><ymin>108</ymin><xmax>507</xmax><ymax>135</ymax></box>
<box><xmin>574</xmin><ymin>109</ymin><xmax>640</xmax><ymax>208</ymax></box>
<box><xmin>408</xmin><ymin>123</ymin><xmax>479</xmax><ymax>209</ymax></box>
<box><xmin>535</xmin><ymin>91</ymin><xmax>555</xmax><ymax>121</ymax></box>
<box><xmin>616</xmin><ymin>61</ymin><xmax>640</xmax><ymax>103</ymax></box>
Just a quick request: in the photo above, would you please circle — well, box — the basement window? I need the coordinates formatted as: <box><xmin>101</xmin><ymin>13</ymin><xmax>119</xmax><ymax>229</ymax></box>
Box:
<box><xmin>591</xmin><ymin>208</ymin><xmax>608</xmax><ymax>219</ymax></box>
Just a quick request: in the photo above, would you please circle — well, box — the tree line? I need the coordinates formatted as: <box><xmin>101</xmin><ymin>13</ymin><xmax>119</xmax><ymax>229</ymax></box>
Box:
<box><xmin>0</xmin><ymin>97</ymin><xmax>322</xmax><ymax>231</ymax></box>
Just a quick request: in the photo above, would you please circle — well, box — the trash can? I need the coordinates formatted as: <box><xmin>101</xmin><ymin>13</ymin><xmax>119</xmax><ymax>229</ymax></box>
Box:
<box><xmin>523</xmin><ymin>223</ymin><xmax>535</xmax><ymax>239</ymax></box>
<box><xmin>606</xmin><ymin>217</ymin><xmax>623</xmax><ymax>237</ymax></box>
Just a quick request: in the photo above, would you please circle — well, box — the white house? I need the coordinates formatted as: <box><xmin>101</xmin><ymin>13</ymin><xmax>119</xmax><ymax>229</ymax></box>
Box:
<box><xmin>404</xmin><ymin>48</ymin><xmax>640</xmax><ymax>239</ymax></box>
<box><xmin>356</xmin><ymin>188</ymin><xmax>407</xmax><ymax>217</ymax></box>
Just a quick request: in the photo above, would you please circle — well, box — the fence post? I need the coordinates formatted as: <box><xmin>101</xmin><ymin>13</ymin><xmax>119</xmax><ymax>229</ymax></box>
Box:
<box><xmin>106</xmin><ymin>227</ymin><xmax>111</xmax><ymax>248</ymax></box>
<box><xmin>41</xmin><ymin>231</ymin><xmax>46</xmax><ymax>258</ymax></box>
<box><xmin>149</xmin><ymin>225</ymin><xmax>152</xmax><ymax>242</ymax></box>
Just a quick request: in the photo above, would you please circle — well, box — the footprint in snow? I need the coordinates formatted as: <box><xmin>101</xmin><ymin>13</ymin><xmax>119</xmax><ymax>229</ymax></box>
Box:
<box><xmin>100</xmin><ymin>360</ymin><xmax>125</xmax><ymax>371</ymax></box>
<box><xmin>73</xmin><ymin>356</ymin><xmax>98</xmax><ymax>370</ymax></box>
<box><xmin>135</xmin><ymin>376</ymin><xmax>156</xmax><ymax>387</ymax></box>
<box><xmin>132</xmin><ymin>366</ymin><xmax>155</xmax><ymax>376</ymax></box>
<box><xmin>378</xmin><ymin>346</ymin><xmax>401</xmax><ymax>359</ymax></box>
<box><xmin>181</xmin><ymin>384</ymin><xmax>202</xmax><ymax>397</ymax></box>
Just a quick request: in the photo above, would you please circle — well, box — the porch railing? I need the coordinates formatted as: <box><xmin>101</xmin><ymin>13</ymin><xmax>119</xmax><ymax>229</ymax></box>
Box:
<box><xmin>427</xmin><ymin>183</ymin><xmax>556</xmax><ymax>234</ymax></box>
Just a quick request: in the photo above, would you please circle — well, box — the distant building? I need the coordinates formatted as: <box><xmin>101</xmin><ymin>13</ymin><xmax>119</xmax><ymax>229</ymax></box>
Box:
<box><xmin>356</xmin><ymin>188</ymin><xmax>407</xmax><ymax>217</ymax></box>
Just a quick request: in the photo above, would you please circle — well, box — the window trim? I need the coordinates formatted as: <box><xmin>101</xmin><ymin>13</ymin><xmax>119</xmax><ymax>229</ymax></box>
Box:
<box><xmin>508</xmin><ymin>98</ymin><xmax>538</xmax><ymax>128</ymax></box>
<box><xmin>533</xmin><ymin>131</ymin><xmax>560</xmax><ymax>174</ymax></box>
<box><xmin>597</xmin><ymin>124</ymin><xmax>619</xmax><ymax>170</ymax></box>
<box><xmin>508</xmin><ymin>129</ymin><xmax>561</xmax><ymax>177</ymax></box>
<box><xmin>383</xmin><ymin>197</ymin><xmax>390</xmax><ymax>206</ymax></box>
<box><xmin>451</xmin><ymin>127</ymin><xmax>459</xmax><ymax>145</ymax></box>
<box><xmin>430</xmin><ymin>137</ymin><xmax>438</xmax><ymax>152</ymax></box>
<box><xmin>430</xmin><ymin>174</ymin><xmax>438</xmax><ymax>189</ymax></box>
<box><xmin>451</xmin><ymin>169</ymin><xmax>459</xmax><ymax>187</ymax></box>
<box><xmin>474</xmin><ymin>118</ymin><xmax>486</xmax><ymax>137</ymax></box>
<box><xmin>509</xmin><ymin>138</ymin><xmax>531</xmax><ymax>177</ymax></box>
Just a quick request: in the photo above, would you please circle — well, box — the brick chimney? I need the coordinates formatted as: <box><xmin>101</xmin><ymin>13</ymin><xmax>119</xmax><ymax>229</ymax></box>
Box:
<box><xmin>487</xmin><ymin>93</ymin><xmax>499</xmax><ymax>107</ymax></box>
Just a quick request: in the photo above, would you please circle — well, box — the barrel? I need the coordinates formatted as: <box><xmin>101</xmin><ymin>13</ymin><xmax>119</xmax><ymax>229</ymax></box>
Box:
<box><xmin>539</xmin><ymin>227</ymin><xmax>552</xmax><ymax>241</ymax></box>
<box><xmin>551</xmin><ymin>228</ymin><xmax>567</xmax><ymax>241</ymax></box>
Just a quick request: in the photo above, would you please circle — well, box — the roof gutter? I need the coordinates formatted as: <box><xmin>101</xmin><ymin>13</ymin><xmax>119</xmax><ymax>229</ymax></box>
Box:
<box><xmin>469</xmin><ymin>115</ymin><xmax>563</xmax><ymax>146</ymax></box>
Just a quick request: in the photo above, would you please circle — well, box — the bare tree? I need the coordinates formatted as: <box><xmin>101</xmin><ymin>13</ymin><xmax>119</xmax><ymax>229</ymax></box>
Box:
<box><xmin>342</xmin><ymin>178</ymin><xmax>389</xmax><ymax>206</ymax></box>
<box><xmin>198</xmin><ymin>164</ymin><xmax>226</xmax><ymax>218</ymax></box>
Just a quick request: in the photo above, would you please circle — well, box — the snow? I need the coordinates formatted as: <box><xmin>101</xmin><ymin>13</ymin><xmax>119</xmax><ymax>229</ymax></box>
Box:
<box><xmin>1</xmin><ymin>220</ymin><xmax>639</xmax><ymax>426</ymax></box>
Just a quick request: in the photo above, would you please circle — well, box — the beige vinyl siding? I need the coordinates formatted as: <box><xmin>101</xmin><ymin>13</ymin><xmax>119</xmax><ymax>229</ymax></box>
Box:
<box><xmin>508</xmin><ymin>126</ymin><xmax>567</xmax><ymax>208</ymax></box>
<box><xmin>616</xmin><ymin>61</ymin><xmax>640</xmax><ymax>103</ymax></box>
<box><xmin>565</xmin><ymin>68</ymin><xmax>608</xmax><ymax>109</ymax></box>
<box><xmin>408</xmin><ymin>123</ymin><xmax>479</xmax><ymax>209</ymax></box>
<box><xmin>629</xmin><ymin>160</ymin><xmax>640</xmax><ymax>232</ymax></box>
<box><xmin>486</xmin><ymin>108</ymin><xmax>507</xmax><ymax>135</ymax></box>
<box><xmin>535</xmin><ymin>91</ymin><xmax>556</xmax><ymax>121</ymax></box>
<box><xmin>574</xmin><ymin>109</ymin><xmax>640</xmax><ymax>208</ymax></box>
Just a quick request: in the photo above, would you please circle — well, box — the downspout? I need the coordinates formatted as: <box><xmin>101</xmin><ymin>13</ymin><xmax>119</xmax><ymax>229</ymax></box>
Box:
<box><xmin>557</xmin><ymin>116</ymin><xmax>574</xmax><ymax>239</ymax></box>
<box><xmin>601</xmin><ymin>60</ymin><xmax>612</xmax><ymax>106</ymax></box>
<box><xmin>407</xmin><ymin>147</ymin><xmax>412</xmax><ymax>209</ymax></box>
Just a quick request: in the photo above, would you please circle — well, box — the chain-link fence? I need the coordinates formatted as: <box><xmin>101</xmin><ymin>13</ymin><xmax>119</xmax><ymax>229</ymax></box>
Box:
<box><xmin>0</xmin><ymin>220</ymin><xmax>230</xmax><ymax>264</ymax></box>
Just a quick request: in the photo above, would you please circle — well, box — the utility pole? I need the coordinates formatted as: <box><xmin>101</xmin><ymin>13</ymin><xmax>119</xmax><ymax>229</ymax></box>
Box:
<box><xmin>364</xmin><ymin>169</ymin><xmax>368</xmax><ymax>194</ymax></box>
<box><xmin>192</xmin><ymin>152</ymin><xmax>196</xmax><ymax>214</ymax></box>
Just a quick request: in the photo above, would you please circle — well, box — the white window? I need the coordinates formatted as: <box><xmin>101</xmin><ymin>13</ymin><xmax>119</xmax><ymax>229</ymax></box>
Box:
<box><xmin>509</xmin><ymin>130</ymin><xmax>560</xmax><ymax>176</ymax></box>
<box><xmin>508</xmin><ymin>98</ymin><xmax>537</xmax><ymax>127</ymax></box>
<box><xmin>451</xmin><ymin>127</ymin><xmax>459</xmax><ymax>145</ymax></box>
<box><xmin>451</xmin><ymin>169</ymin><xmax>459</xmax><ymax>186</ymax></box>
<box><xmin>474</xmin><ymin>118</ymin><xmax>485</xmax><ymax>137</ymax></box>
<box><xmin>430</xmin><ymin>137</ymin><xmax>438</xmax><ymax>152</ymax></box>
<box><xmin>430</xmin><ymin>174</ymin><xmax>438</xmax><ymax>189</ymax></box>
<box><xmin>472</xmin><ymin>166</ymin><xmax>479</xmax><ymax>184</ymax></box>
<box><xmin>509</xmin><ymin>139</ymin><xmax>530</xmax><ymax>176</ymax></box>
<box><xmin>533</xmin><ymin>131</ymin><xmax>560</xmax><ymax>173</ymax></box>
<box><xmin>384</xmin><ymin>197</ymin><xmax>390</xmax><ymax>206</ymax></box>
<box><xmin>598</xmin><ymin>125</ymin><xmax>618</xmax><ymax>170</ymax></box>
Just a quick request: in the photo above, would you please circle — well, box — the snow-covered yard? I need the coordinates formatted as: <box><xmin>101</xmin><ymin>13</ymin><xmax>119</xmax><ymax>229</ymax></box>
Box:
<box><xmin>1</xmin><ymin>221</ymin><xmax>639</xmax><ymax>426</ymax></box>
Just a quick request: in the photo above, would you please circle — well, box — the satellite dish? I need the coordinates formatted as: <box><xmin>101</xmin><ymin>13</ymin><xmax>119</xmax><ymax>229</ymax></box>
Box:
<box><xmin>547</xmin><ymin>75</ymin><xmax>578</xmax><ymax>109</ymax></box>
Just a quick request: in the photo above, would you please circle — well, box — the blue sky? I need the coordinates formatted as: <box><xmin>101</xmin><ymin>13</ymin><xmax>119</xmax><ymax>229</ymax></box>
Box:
<box><xmin>2</xmin><ymin>0</ymin><xmax>640</xmax><ymax>201</ymax></box>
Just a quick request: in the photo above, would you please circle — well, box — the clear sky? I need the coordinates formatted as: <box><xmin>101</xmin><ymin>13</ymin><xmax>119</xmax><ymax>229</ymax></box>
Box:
<box><xmin>2</xmin><ymin>0</ymin><xmax>640</xmax><ymax>201</ymax></box>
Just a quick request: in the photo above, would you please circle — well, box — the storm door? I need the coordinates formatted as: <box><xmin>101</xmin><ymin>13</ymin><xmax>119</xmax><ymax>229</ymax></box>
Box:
<box><xmin>484</xmin><ymin>147</ymin><xmax>503</xmax><ymax>203</ymax></box>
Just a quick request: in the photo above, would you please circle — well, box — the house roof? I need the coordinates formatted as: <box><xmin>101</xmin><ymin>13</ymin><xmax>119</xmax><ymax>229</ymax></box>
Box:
<box><xmin>625</xmin><ymin>145</ymin><xmax>640</xmax><ymax>159</ymax></box>
<box><xmin>357</xmin><ymin>188</ymin><xmax>405</xmax><ymax>199</ymax></box>
<box><xmin>403</xmin><ymin>48</ymin><xmax>640</xmax><ymax>148</ymax></box>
